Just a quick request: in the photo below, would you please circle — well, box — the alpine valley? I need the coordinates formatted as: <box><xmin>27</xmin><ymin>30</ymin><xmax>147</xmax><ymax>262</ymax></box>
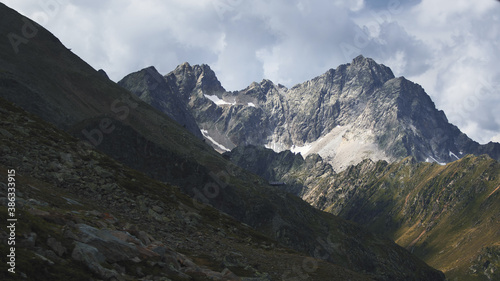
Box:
<box><xmin>0</xmin><ymin>3</ymin><xmax>498</xmax><ymax>281</ymax></box>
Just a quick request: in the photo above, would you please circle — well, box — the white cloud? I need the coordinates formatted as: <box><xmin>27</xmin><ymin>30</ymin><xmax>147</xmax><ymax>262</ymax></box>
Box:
<box><xmin>491</xmin><ymin>134</ymin><xmax>500</xmax><ymax>143</ymax></box>
<box><xmin>2</xmin><ymin>0</ymin><xmax>499</xmax><ymax>144</ymax></box>
<box><xmin>349</xmin><ymin>0</ymin><xmax>365</xmax><ymax>12</ymax></box>
<box><xmin>396</xmin><ymin>0</ymin><xmax>500</xmax><ymax>144</ymax></box>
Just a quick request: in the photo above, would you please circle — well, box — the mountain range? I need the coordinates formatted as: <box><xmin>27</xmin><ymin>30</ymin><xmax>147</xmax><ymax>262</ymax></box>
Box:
<box><xmin>118</xmin><ymin>32</ymin><xmax>500</xmax><ymax>281</ymax></box>
<box><xmin>119</xmin><ymin>57</ymin><xmax>500</xmax><ymax>172</ymax></box>
<box><xmin>0</xmin><ymin>2</ymin><xmax>498</xmax><ymax>281</ymax></box>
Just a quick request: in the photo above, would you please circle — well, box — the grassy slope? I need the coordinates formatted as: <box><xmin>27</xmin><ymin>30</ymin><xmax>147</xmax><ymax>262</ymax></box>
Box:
<box><xmin>311</xmin><ymin>156</ymin><xmax>500</xmax><ymax>280</ymax></box>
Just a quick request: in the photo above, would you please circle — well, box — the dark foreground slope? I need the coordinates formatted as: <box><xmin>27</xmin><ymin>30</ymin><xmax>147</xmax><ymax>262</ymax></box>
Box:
<box><xmin>0</xmin><ymin>3</ymin><xmax>444</xmax><ymax>281</ymax></box>
<box><xmin>0</xmin><ymin>97</ymin><xmax>375</xmax><ymax>281</ymax></box>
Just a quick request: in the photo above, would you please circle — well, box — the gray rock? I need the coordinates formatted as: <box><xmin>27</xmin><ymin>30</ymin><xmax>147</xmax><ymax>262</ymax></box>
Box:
<box><xmin>34</xmin><ymin>253</ymin><xmax>55</xmax><ymax>265</ymax></box>
<box><xmin>71</xmin><ymin>242</ymin><xmax>105</xmax><ymax>264</ymax></box>
<box><xmin>0</xmin><ymin>128</ymin><xmax>13</xmax><ymax>138</ymax></box>
<box><xmin>63</xmin><ymin>197</ymin><xmax>83</xmax><ymax>206</ymax></box>
<box><xmin>23</xmin><ymin>232</ymin><xmax>37</xmax><ymax>248</ymax></box>
<box><xmin>47</xmin><ymin>237</ymin><xmax>66</xmax><ymax>257</ymax></box>
<box><xmin>27</xmin><ymin>198</ymin><xmax>48</xmax><ymax>207</ymax></box>
<box><xmin>138</xmin><ymin>230</ymin><xmax>152</xmax><ymax>245</ymax></box>
<box><xmin>94</xmin><ymin>166</ymin><xmax>114</xmax><ymax>178</ymax></box>
<box><xmin>75</xmin><ymin>224</ymin><xmax>140</xmax><ymax>263</ymax></box>
<box><xmin>148</xmin><ymin>208</ymin><xmax>165</xmax><ymax>222</ymax></box>
<box><xmin>152</xmin><ymin>205</ymin><xmax>164</xmax><ymax>214</ymax></box>
<box><xmin>71</xmin><ymin>242</ymin><xmax>119</xmax><ymax>280</ymax></box>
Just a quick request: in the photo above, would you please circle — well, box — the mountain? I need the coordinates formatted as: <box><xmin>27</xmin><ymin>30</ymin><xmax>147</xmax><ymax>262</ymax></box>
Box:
<box><xmin>0</xmin><ymin>3</ymin><xmax>445</xmax><ymax>280</ymax></box>
<box><xmin>120</xmin><ymin>57</ymin><xmax>500</xmax><ymax>171</ymax></box>
<box><xmin>118</xmin><ymin>66</ymin><xmax>203</xmax><ymax>139</ymax></box>
<box><xmin>225</xmin><ymin>145</ymin><xmax>500</xmax><ymax>280</ymax></box>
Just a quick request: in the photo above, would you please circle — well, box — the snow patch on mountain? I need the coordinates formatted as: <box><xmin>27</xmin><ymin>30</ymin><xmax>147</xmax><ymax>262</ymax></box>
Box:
<box><xmin>426</xmin><ymin>156</ymin><xmax>446</xmax><ymax>165</ymax></box>
<box><xmin>449</xmin><ymin>151</ymin><xmax>460</xmax><ymax>160</ymax></box>
<box><xmin>290</xmin><ymin>143</ymin><xmax>313</xmax><ymax>155</ymax></box>
<box><xmin>204</xmin><ymin>94</ymin><xmax>235</xmax><ymax>106</ymax></box>
<box><xmin>201</xmin><ymin>129</ymin><xmax>231</xmax><ymax>152</ymax></box>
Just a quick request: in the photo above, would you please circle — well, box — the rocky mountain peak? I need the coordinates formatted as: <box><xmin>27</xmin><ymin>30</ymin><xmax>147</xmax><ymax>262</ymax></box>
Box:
<box><xmin>168</xmin><ymin>62</ymin><xmax>225</xmax><ymax>99</ymax></box>
<box><xmin>175</xmin><ymin>61</ymin><xmax>193</xmax><ymax>72</ymax></box>
<box><xmin>118</xmin><ymin>66</ymin><xmax>203</xmax><ymax>138</ymax></box>
<box><xmin>118</xmin><ymin>66</ymin><xmax>167</xmax><ymax>101</ymax></box>
<box><xmin>139</xmin><ymin>66</ymin><xmax>166</xmax><ymax>91</ymax></box>
<box><xmin>346</xmin><ymin>55</ymin><xmax>395</xmax><ymax>86</ymax></box>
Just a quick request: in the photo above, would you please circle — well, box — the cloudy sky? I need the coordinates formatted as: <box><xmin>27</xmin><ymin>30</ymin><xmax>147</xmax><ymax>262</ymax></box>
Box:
<box><xmin>3</xmin><ymin>0</ymin><xmax>500</xmax><ymax>143</ymax></box>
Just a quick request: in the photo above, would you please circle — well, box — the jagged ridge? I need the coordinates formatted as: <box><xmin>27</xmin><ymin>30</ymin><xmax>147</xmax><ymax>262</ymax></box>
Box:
<box><xmin>120</xmin><ymin>57</ymin><xmax>500</xmax><ymax>171</ymax></box>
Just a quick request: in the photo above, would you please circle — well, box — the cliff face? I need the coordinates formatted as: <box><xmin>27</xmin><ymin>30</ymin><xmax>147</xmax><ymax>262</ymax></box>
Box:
<box><xmin>118</xmin><ymin>66</ymin><xmax>203</xmax><ymax>139</ymax></box>
<box><xmin>223</xmin><ymin>145</ymin><xmax>334</xmax><ymax>196</ymax></box>
<box><xmin>121</xmin><ymin>57</ymin><xmax>500</xmax><ymax>171</ymax></box>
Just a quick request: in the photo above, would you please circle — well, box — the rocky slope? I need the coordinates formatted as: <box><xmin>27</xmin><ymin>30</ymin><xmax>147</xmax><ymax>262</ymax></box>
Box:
<box><xmin>226</xmin><ymin>145</ymin><xmax>500</xmax><ymax>281</ymax></box>
<box><xmin>0</xmin><ymin>97</ymin><xmax>375</xmax><ymax>281</ymax></box>
<box><xmin>120</xmin><ymin>56</ymin><xmax>500</xmax><ymax>172</ymax></box>
<box><xmin>0</xmin><ymin>3</ymin><xmax>445</xmax><ymax>280</ymax></box>
<box><xmin>223</xmin><ymin>145</ymin><xmax>334</xmax><ymax>196</ymax></box>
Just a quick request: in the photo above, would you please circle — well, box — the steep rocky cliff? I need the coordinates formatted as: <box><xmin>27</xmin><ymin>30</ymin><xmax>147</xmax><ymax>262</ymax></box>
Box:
<box><xmin>118</xmin><ymin>66</ymin><xmax>203</xmax><ymax>139</ymax></box>
<box><xmin>121</xmin><ymin>57</ymin><xmax>500</xmax><ymax>171</ymax></box>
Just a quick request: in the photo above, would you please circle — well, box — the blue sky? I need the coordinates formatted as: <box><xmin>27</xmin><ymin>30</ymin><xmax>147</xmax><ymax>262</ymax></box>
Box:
<box><xmin>2</xmin><ymin>0</ymin><xmax>500</xmax><ymax>143</ymax></box>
